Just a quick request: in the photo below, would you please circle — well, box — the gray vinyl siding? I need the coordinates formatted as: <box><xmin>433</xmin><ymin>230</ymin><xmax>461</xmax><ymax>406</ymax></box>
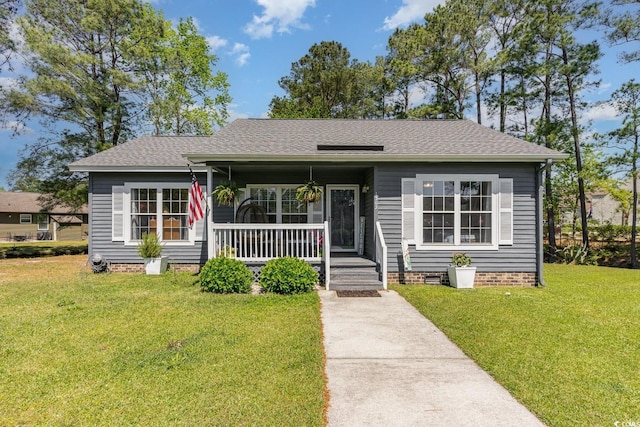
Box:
<box><xmin>375</xmin><ymin>163</ymin><xmax>539</xmax><ymax>273</ymax></box>
<box><xmin>89</xmin><ymin>172</ymin><xmax>208</xmax><ymax>264</ymax></box>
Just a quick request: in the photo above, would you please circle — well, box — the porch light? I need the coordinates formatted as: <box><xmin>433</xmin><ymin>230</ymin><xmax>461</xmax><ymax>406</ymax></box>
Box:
<box><xmin>362</xmin><ymin>185</ymin><xmax>370</xmax><ymax>193</ymax></box>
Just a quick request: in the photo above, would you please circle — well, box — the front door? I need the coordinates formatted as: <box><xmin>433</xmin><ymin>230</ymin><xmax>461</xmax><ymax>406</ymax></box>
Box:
<box><xmin>327</xmin><ymin>185</ymin><xmax>359</xmax><ymax>252</ymax></box>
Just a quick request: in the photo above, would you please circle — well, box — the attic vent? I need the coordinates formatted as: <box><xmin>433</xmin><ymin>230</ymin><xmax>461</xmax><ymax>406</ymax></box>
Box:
<box><xmin>317</xmin><ymin>144</ymin><xmax>384</xmax><ymax>151</ymax></box>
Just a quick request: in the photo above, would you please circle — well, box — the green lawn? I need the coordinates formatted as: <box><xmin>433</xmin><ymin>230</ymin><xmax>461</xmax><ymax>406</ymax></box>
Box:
<box><xmin>393</xmin><ymin>264</ymin><xmax>640</xmax><ymax>426</ymax></box>
<box><xmin>0</xmin><ymin>256</ymin><xmax>325</xmax><ymax>426</ymax></box>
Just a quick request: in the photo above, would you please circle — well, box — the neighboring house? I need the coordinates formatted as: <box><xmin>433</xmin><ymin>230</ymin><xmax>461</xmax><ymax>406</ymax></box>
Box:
<box><xmin>0</xmin><ymin>192</ymin><xmax>88</xmax><ymax>241</ymax></box>
<box><xmin>69</xmin><ymin>119</ymin><xmax>565</xmax><ymax>287</ymax></box>
<box><xmin>587</xmin><ymin>179</ymin><xmax>639</xmax><ymax>226</ymax></box>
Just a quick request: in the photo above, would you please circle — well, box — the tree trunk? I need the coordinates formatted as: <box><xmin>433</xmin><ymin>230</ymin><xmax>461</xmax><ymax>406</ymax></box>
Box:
<box><xmin>475</xmin><ymin>70</ymin><xmax>482</xmax><ymax>124</ymax></box>
<box><xmin>500</xmin><ymin>69</ymin><xmax>506</xmax><ymax>133</ymax></box>
<box><xmin>632</xmin><ymin>135</ymin><xmax>638</xmax><ymax>268</ymax></box>
<box><xmin>562</xmin><ymin>47</ymin><xmax>589</xmax><ymax>249</ymax></box>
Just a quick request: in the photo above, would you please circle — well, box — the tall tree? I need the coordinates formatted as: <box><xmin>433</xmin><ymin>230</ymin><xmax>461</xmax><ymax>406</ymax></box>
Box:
<box><xmin>269</xmin><ymin>41</ymin><xmax>362</xmax><ymax>118</ymax></box>
<box><xmin>510</xmin><ymin>0</ymin><xmax>600</xmax><ymax>252</ymax></box>
<box><xmin>0</xmin><ymin>0</ymin><xmax>19</xmax><ymax>69</ymax></box>
<box><xmin>448</xmin><ymin>0</ymin><xmax>494</xmax><ymax>124</ymax></box>
<box><xmin>144</xmin><ymin>17</ymin><xmax>230</xmax><ymax>135</ymax></box>
<box><xmin>3</xmin><ymin>0</ymin><xmax>230</xmax><ymax>208</ymax></box>
<box><xmin>605</xmin><ymin>0</ymin><xmax>640</xmax><ymax>63</ymax></box>
<box><xmin>485</xmin><ymin>0</ymin><xmax>527</xmax><ymax>132</ymax></box>
<box><xmin>604</xmin><ymin>79</ymin><xmax>640</xmax><ymax>268</ymax></box>
<box><xmin>386</xmin><ymin>24</ymin><xmax>424</xmax><ymax>119</ymax></box>
<box><xmin>5</xmin><ymin>0</ymin><xmax>166</xmax><ymax>148</ymax></box>
<box><xmin>419</xmin><ymin>4</ymin><xmax>470</xmax><ymax>119</ymax></box>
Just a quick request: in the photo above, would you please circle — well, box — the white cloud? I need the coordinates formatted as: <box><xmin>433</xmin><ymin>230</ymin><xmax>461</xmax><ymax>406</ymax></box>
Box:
<box><xmin>597</xmin><ymin>82</ymin><xmax>612</xmax><ymax>95</ymax></box>
<box><xmin>0</xmin><ymin>77</ymin><xmax>18</xmax><ymax>90</ymax></box>
<box><xmin>382</xmin><ymin>0</ymin><xmax>445</xmax><ymax>30</ymax></box>
<box><xmin>244</xmin><ymin>0</ymin><xmax>316</xmax><ymax>39</ymax></box>
<box><xmin>582</xmin><ymin>103</ymin><xmax>620</xmax><ymax>123</ymax></box>
<box><xmin>0</xmin><ymin>120</ymin><xmax>32</xmax><ymax>134</ymax></box>
<box><xmin>207</xmin><ymin>35</ymin><xmax>228</xmax><ymax>53</ymax></box>
<box><xmin>230</xmin><ymin>43</ymin><xmax>251</xmax><ymax>66</ymax></box>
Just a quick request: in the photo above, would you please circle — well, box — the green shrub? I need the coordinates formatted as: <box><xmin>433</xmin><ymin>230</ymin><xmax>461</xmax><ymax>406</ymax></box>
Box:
<box><xmin>199</xmin><ymin>257</ymin><xmax>253</xmax><ymax>294</ymax></box>
<box><xmin>556</xmin><ymin>244</ymin><xmax>598</xmax><ymax>265</ymax></box>
<box><xmin>136</xmin><ymin>232</ymin><xmax>163</xmax><ymax>258</ymax></box>
<box><xmin>259</xmin><ymin>257</ymin><xmax>318</xmax><ymax>295</ymax></box>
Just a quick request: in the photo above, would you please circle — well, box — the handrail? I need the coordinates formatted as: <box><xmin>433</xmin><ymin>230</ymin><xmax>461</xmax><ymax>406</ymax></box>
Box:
<box><xmin>375</xmin><ymin>221</ymin><xmax>388</xmax><ymax>290</ymax></box>
<box><xmin>323</xmin><ymin>220</ymin><xmax>330</xmax><ymax>290</ymax></box>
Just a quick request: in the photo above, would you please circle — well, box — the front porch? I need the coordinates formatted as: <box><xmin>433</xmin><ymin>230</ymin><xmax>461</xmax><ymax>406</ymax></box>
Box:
<box><xmin>209</xmin><ymin>222</ymin><xmax>387</xmax><ymax>290</ymax></box>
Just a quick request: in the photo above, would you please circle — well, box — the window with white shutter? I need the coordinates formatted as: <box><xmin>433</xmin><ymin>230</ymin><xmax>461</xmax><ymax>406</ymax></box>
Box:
<box><xmin>401</xmin><ymin>178</ymin><xmax>416</xmax><ymax>243</ymax></box>
<box><xmin>112</xmin><ymin>185</ymin><xmax>124</xmax><ymax>241</ymax></box>
<box><xmin>499</xmin><ymin>178</ymin><xmax>513</xmax><ymax>245</ymax></box>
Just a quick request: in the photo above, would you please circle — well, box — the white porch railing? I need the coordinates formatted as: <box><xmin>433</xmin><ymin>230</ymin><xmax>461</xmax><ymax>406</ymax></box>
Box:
<box><xmin>211</xmin><ymin>222</ymin><xmax>328</xmax><ymax>262</ymax></box>
<box><xmin>375</xmin><ymin>221</ymin><xmax>388</xmax><ymax>290</ymax></box>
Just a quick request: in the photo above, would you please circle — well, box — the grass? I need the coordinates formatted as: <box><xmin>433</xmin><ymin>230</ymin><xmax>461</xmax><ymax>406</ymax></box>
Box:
<box><xmin>0</xmin><ymin>240</ymin><xmax>88</xmax><ymax>258</ymax></box>
<box><xmin>0</xmin><ymin>255</ymin><xmax>325</xmax><ymax>426</ymax></box>
<box><xmin>392</xmin><ymin>264</ymin><xmax>640</xmax><ymax>426</ymax></box>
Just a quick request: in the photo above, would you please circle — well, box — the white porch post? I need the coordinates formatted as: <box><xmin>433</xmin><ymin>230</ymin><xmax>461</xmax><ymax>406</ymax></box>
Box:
<box><xmin>207</xmin><ymin>165</ymin><xmax>214</xmax><ymax>260</ymax></box>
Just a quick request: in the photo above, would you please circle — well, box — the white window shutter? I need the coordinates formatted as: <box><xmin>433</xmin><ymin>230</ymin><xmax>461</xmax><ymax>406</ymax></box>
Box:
<box><xmin>309</xmin><ymin>197</ymin><xmax>324</xmax><ymax>223</ymax></box>
<box><xmin>499</xmin><ymin>178</ymin><xmax>513</xmax><ymax>245</ymax></box>
<box><xmin>112</xmin><ymin>185</ymin><xmax>124</xmax><ymax>241</ymax></box>
<box><xmin>195</xmin><ymin>185</ymin><xmax>207</xmax><ymax>241</ymax></box>
<box><xmin>401</xmin><ymin>178</ymin><xmax>416</xmax><ymax>243</ymax></box>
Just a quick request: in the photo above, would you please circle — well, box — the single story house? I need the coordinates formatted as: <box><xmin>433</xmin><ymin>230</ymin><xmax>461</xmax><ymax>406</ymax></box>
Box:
<box><xmin>69</xmin><ymin>119</ymin><xmax>566</xmax><ymax>288</ymax></box>
<box><xmin>0</xmin><ymin>191</ymin><xmax>88</xmax><ymax>241</ymax></box>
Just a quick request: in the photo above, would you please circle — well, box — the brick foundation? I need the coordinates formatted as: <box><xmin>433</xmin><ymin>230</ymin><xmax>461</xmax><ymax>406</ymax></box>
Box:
<box><xmin>388</xmin><ymin>271</ymin><xmax>537</xmax><ymax>287</ymax></box>
<box><xmin>109</xmin><ymin>263</ymin><xmax>201</xmax><ymax>274</ymax></box>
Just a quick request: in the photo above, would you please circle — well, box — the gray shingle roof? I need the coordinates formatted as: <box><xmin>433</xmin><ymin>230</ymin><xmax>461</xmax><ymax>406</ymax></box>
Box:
<box><xmin>69</xmin><ymin>135</ymin><xmax>213</xmax><ymax>169</ymax></box>
<box><xmin>0</xmin><ymin>192</ymin><xmax>88</xmax><ymax>214</ymax></box>
<box><xmin>69</xmin><ymin>119</ymin><xmax>566</xmax><ymax>171</ymax></box>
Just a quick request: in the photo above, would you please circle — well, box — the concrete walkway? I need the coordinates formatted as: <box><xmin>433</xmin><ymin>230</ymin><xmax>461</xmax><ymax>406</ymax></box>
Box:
<box><xmin>320</xmin><ymin>289</ymin><xmax>545</xmax><ymax>427</ymax></box>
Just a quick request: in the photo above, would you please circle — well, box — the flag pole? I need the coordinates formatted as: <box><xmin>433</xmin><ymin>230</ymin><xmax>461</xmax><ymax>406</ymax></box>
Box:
<box><xmin>188</xmin><ymin>162</ymin><xmax>210</xmax><ymax>211</ymax></box>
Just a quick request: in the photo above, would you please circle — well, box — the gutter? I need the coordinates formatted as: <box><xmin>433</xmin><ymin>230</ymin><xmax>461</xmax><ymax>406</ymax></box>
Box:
<box><xmin>536</xmin><ymin>160</ymin><xmax>551</xmax><ymax>287</ymax></box>
<box><xmin>183</xmin><ymin>153</ymin><xmax>569</xmax><ymax>164</ymax></box>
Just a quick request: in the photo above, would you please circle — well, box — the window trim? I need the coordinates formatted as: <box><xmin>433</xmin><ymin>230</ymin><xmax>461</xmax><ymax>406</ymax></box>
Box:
<box><xmin>123</xmin><ymin>182</ymin><xmax>195</xmax><ymax>246</ymax></box>
<box><xmin>414</xmin><ymin>174</ymin><xmax>500</xmax><ymax>251</ymax></box>
<box><xmin>20</xmin><ymin>214</ymin><xmax>32</xmax><ymax>224</ymax></box>
<box><xmin>245</xmin><ymin>184</ymin><xmax>319</xmax><ymax>224</ymax></box>
<box><xmin>36</xmin><ymin>214</ymin><xmax>49</xmax><ymax>231</ymax></box>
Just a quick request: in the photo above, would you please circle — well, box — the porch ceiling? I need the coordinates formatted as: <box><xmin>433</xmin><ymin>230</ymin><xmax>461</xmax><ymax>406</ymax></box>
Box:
<box><xmin>210</xmin><ymin>163</ymin><xmax>371</xmax><ymax>176</ymax></box>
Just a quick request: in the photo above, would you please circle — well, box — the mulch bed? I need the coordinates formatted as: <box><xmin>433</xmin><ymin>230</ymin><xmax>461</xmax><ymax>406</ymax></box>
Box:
<box><xmin>335</xmin><ymin>290</ymin><xmax>381</xmax><ymax>297</ymax></box>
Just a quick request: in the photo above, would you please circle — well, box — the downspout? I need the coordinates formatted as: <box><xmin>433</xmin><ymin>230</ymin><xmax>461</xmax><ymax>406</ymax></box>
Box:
<box><xmin>207</xmin><ymin>165</ymin><xmax>214</xmax><ymax>260</ymax></box>
<box><xmin>537</xmin><ymin>160</ymin><xmax>551</xmax><ymax>287</ymax></box>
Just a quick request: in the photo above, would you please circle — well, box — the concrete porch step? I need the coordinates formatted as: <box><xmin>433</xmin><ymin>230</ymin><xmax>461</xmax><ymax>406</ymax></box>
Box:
<box><xmin>331</xmin><ymin>269</ymin><xmax>381</xmax><ymax>280</ymax></box>
<box><xmin>329</xmin><ymin>281</ymin><xmax>384</xmax><ymax>291</ymax></box>
<box><xmin>329</xmin><ymin>256</ymin><xmax>382</xmax><ymax>290</ymax></box>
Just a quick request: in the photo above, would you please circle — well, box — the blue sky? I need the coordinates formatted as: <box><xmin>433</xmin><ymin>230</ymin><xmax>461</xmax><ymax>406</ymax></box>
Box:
<box><xmin>0</xmin><ymin>0</ymin><xmax>635</xmax><ymax>189</ymax></box>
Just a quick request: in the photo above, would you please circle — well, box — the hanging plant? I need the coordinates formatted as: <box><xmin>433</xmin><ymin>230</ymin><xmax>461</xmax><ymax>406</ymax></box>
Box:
<box><xmin>296</xmin><ymin>180</ymin><xmax>323</xmax><ymax>204</ymax></box>
<box><xmin>212</xmin><ymin>180</ymin><xmax>243</xmax><ymax>207</ymax></box>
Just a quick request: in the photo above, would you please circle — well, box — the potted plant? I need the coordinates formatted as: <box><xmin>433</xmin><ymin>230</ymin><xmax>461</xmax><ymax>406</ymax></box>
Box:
<box><xmin>296</xmin><ymin>180</ymin><xmax>323</xmax><ymax>203</ymax></box>
<box><xmin>447</xmin><ymin>252</ymin><xmax>476</xmax><ymax>289</ymax></box>
<box><xmin>137</xmin><ymin>232</ymin><xmax>168</xmax><ymax>274</ymax></box>
<box><xmin>213</xmin><ymin>180</ymin><xmax>242</xmax><ymax>207</ymax></box>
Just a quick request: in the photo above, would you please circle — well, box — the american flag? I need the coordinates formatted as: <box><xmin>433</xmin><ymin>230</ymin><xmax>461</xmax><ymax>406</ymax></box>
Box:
<box><xmin>188</xmin><ymin>169</ymin><xmax>205</xmax><ymax>229</ymax></box>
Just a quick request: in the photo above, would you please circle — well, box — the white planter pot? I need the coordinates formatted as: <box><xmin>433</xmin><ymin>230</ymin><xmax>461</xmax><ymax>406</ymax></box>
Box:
<box><xmin>144</xmin><ymin>256</ymin><xmax>168</xmax><ymax>275</ymax></box>
<box><xmin>447</xmin><ymin>266</ymin><xmax>476</xmax><ymax>289</ymax></box>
